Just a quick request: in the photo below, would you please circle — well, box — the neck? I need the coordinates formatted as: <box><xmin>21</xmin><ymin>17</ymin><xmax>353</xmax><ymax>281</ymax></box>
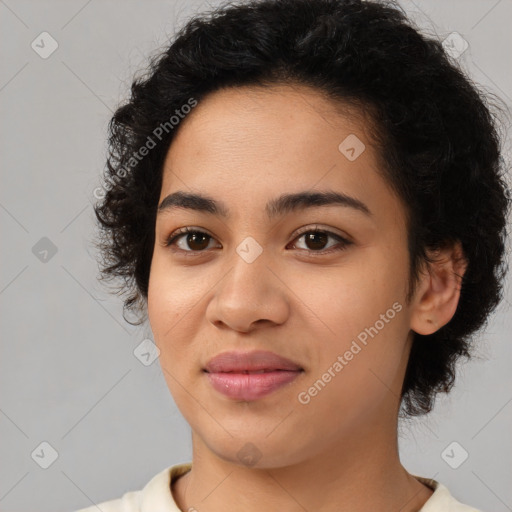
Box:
<box><xmin>172</xmin><ymin>414</ymin><xmax>433</xmax><ymax>512</ymax></box>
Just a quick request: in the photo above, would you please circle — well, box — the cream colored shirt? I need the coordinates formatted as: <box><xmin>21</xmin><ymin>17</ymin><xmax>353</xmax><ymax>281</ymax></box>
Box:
<box><xmin>73</xmin><ymin>462</ymin><xmax>482</xmax><ymax>512</ymax></box>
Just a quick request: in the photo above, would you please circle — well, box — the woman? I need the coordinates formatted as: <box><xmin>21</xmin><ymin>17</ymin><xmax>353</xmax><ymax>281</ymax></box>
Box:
<box><xmin>77</xmin><ymin>0</ymin><xmax>510</xmax><ymax>510</ymax></box>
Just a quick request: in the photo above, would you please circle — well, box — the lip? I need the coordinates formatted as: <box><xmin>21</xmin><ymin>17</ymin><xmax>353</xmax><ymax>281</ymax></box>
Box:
<box><xmin>204</xmin><ymin>350</ymin><xmax>304</xmax><ymax>401</ymax></box>
<box><xmin>204</xmin><ymin>350</ymin><xmax>303</xmax><ymax>373</ymax></box>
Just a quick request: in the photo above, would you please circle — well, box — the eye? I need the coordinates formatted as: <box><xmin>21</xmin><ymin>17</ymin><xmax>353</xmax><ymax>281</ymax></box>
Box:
<box><xmin>288</xmin><ymin>226</ymin><xmax>352</xmax><ymax>254</ymax></box>
<box><xmin>164</xmin><ymin>227</ymin><xmax>219</xmax><ymax>253</ymax></box>
<box><xmin>164</xmin><ymin>225</ymin><xmax>352</xmax><ymax>255</ymax></box>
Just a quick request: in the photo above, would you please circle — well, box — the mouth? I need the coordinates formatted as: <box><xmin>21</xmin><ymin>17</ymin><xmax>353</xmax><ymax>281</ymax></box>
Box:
<box><xmin>203</xmin><ymin>349</ymin><xmax>303</xmax><ymax>374</ymax></box>
<box><xmin>203</xmin><ymin>368</ymin><xmax>301</xmax><ymax>374</ymax></box>
<box><xmin>203</xmin><ymin>350</ymin><xmax>304</xmax><ymax>400</ymax></box>
<box><xmin>204</xmin><ymin>369</ymin><xmax>304</xmax><ymax>401</ymax></box>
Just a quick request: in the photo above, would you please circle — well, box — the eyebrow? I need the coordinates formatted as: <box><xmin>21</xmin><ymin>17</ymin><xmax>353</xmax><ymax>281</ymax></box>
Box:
<box><xmin>157</xmin><ymin>189</ymin><xmax>372</xmax><ymax>220</ymax></box>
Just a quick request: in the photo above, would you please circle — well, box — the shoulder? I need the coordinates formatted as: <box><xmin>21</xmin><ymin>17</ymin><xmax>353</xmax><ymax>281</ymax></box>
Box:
<box><xmin>72</xmin><ymin>462</ymin><xmax>192</xmax><ymax>512</ymax></box>
<box><xmin>73</xmin><ymin>490</ymin><xmax>140</xmax><ymax>512</ymax></box>
<box><xmin>414</xmin><ymin>475</ymin><xmax>483</xmax><ymax>512</ymax></box>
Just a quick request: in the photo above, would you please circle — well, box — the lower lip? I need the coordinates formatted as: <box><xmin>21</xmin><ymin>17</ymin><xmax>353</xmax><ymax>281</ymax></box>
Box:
<box><xmin>205</xmin><ymin>370</ymin><xmax>303</xmax><ymax>401</ymax></box>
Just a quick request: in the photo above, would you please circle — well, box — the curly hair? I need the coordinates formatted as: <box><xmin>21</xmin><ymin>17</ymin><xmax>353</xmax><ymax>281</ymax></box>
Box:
<box><xmin>93</xmin><ymin>0</ymin><xmax>511</xmax><ymax>418</ymax></box>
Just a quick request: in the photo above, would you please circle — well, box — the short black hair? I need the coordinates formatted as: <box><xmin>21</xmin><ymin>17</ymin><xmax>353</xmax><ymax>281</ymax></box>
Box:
<box><xmin>93</xmin><ymin>0</ymin><xmax>511</xmax><ymax>418</ymax></box>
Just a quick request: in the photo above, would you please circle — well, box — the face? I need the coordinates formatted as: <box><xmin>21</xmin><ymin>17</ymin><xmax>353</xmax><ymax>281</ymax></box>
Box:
<box><xmin>147</xmin><ymin>84</ymin><xmax>416</xmax><ymax>468</ymax></box>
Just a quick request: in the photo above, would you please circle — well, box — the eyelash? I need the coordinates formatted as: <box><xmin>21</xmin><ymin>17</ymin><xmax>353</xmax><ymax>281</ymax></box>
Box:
<box><xmin>164</xmin><ymin>225</ymin><xmax>352</xmax><ymax>256</ymax></box>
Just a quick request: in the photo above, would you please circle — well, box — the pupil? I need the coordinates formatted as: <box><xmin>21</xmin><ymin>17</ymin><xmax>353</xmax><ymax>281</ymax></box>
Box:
<box><xmin>306</xmin><ymin>232</ymin><xmax>327</xmax><ymax>250</ymax></box>
<box><xmin>188</xmin><ymin>233</ymin><xmax>209</xmax><ymax>250</ymax></box>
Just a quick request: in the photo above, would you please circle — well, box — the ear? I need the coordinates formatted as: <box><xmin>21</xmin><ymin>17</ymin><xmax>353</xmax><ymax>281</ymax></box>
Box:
<box><xmin>410</xmin><ymin>240</ymin><xmax>468</xmax><ymax>335</ymax></box>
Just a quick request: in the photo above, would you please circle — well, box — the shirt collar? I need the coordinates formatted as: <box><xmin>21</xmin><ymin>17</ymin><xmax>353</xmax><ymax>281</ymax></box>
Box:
<box><xmin>137</xmin><ymin>464</ymin><xmax>476</xmax><ymax>512</ymax></box>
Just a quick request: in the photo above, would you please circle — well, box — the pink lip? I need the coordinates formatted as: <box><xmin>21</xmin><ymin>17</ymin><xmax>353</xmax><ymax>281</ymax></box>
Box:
<box><xmin>204</xmin><ymin>350</ymin><xmax>304</xmax><ymax>401</ymax></box>
<box><xmin>204</xmin><ymin>349</ymin><xmax>303</xmax><ymax>373</ymax></box>
<box><xmin>205</xmin><ymin>370</ymin><xmax>302</xmax><ymax>400</ymax></box>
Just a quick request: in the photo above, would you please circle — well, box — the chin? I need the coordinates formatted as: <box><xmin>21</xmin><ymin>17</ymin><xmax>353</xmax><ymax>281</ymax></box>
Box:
<box><xmin>198</xmin><ymin>431</ymin><xmax>310</xmax><ymax>469</ymax></box>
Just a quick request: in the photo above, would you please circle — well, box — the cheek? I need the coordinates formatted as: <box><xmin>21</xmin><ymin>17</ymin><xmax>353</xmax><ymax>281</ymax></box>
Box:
<box><xmin>147</xmin><ymin>257</ymin><xmax>193</xmax><ymax>352</ymax></box>
<box><xmin>147</xmin><ymin>254</ymin><xmax>216</xmax><ymax>381</ymax></box>
<box><xmin>147</xmin><ymin>267</ymin><xmax>200</xmax><ymax>410</ymax></box>
<box><xmin>309</xmin><ymin>256</ymin><xmax>406</xmax><ymax>337</ymax></box>
<box><xmin>306</xmin><ymin>251</ymin><xmax>410</xmax><ymax>386</ymax></box>
<box><xmin>148</xmin><ymin>252</ymin><xmax>199</xmax><ymax>319</ymax></box>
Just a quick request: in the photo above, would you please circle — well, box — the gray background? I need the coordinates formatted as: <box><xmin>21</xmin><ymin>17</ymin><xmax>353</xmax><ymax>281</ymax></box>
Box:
<box><xmin>1</xmin><ymin>1</ymin><xmax>511</xmax><ymax>511</ymax></box>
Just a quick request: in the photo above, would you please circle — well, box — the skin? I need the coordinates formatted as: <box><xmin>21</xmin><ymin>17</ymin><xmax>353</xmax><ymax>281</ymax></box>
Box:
<box><xmin>147</xmin><ymin>83</ymin><xmax>467</xmax><ymax>512</ymax></box>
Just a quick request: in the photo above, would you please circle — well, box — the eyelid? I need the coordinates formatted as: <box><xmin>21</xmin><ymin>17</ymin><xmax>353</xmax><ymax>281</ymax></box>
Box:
<box><xmin>164</xmin><ymin>224</ymin><xmax>353</xmax><ymax>254</ymax></box>
<box><xmin>163</xmin><ymin>226</ymin><xmax>218</xmax><ymax>249</ymax></box>
<box><xmin>292</xmin><ymin>224</ymin><xmax>352</xmax><ymax>242</ymax></box>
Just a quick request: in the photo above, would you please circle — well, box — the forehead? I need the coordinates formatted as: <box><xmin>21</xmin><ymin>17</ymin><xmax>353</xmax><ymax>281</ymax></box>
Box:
<box><xmin>163</xmin><ymin>84</ymin><xmax>374</xmax><ymax>182</ymax></box>
<box><xmin>169</xmin><ymin>83</ymin><xmax>368</xmax><ymax>146</ymax></box>
<box><xmin>158</xmin><ymin>83</ymin><xmax>404</xmax><ymax>229</ymax></box>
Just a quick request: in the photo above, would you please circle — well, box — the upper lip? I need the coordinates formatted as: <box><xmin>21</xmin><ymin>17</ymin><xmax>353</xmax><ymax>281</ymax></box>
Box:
<box><xmin>204</xmin><ymin>350</ymin><xmax>303</xmax><ymax>373</ymax></box>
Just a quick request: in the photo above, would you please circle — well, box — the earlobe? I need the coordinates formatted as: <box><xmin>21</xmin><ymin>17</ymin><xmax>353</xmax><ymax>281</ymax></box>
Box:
<box><xmin>410</xmin><ymin>241</ymin><xmax>467</xmax><ymax>336</ymax></box>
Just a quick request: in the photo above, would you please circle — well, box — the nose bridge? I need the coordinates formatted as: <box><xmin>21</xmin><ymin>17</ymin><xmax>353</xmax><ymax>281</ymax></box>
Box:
<box><xmin>227</xmin><ymin>233</ymin><xmax>273</xmax><ymax>301</ymax></box>
<box><xmin>207</xmin><ymin>234</ymin><xmax>289</xmax><ymax>330</ymax></box>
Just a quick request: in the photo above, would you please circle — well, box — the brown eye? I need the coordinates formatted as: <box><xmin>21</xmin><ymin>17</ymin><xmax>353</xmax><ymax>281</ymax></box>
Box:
<box><xmin>183</xmin><ymin>232</ymin><xmax>210</xmax><ymax>251</ymax></box>
<box><xmin>165</xmin><ymin>228</ymin><xmax>217</xmax><ymax>252</ymax></box>
<box><xmin>165</xmin><ymin>226</ymin><xmax>351</xmax><ymax>256</ymax></box>
<box><xmin>290</xmin><ymin>228</ymin><xmax>351</xmax><ymax>254</ymax></box>
<box><xmin>303</xmin><ymin>231</ymin><xmax>329</xmax><ymax>251</ymax></box>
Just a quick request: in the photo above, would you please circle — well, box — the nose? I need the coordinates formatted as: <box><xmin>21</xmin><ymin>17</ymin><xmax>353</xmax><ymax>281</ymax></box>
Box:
<box><xmin>205</xmin><ymin>244</ymin><xmax>290</xmax><ymax>333</ymax></box>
